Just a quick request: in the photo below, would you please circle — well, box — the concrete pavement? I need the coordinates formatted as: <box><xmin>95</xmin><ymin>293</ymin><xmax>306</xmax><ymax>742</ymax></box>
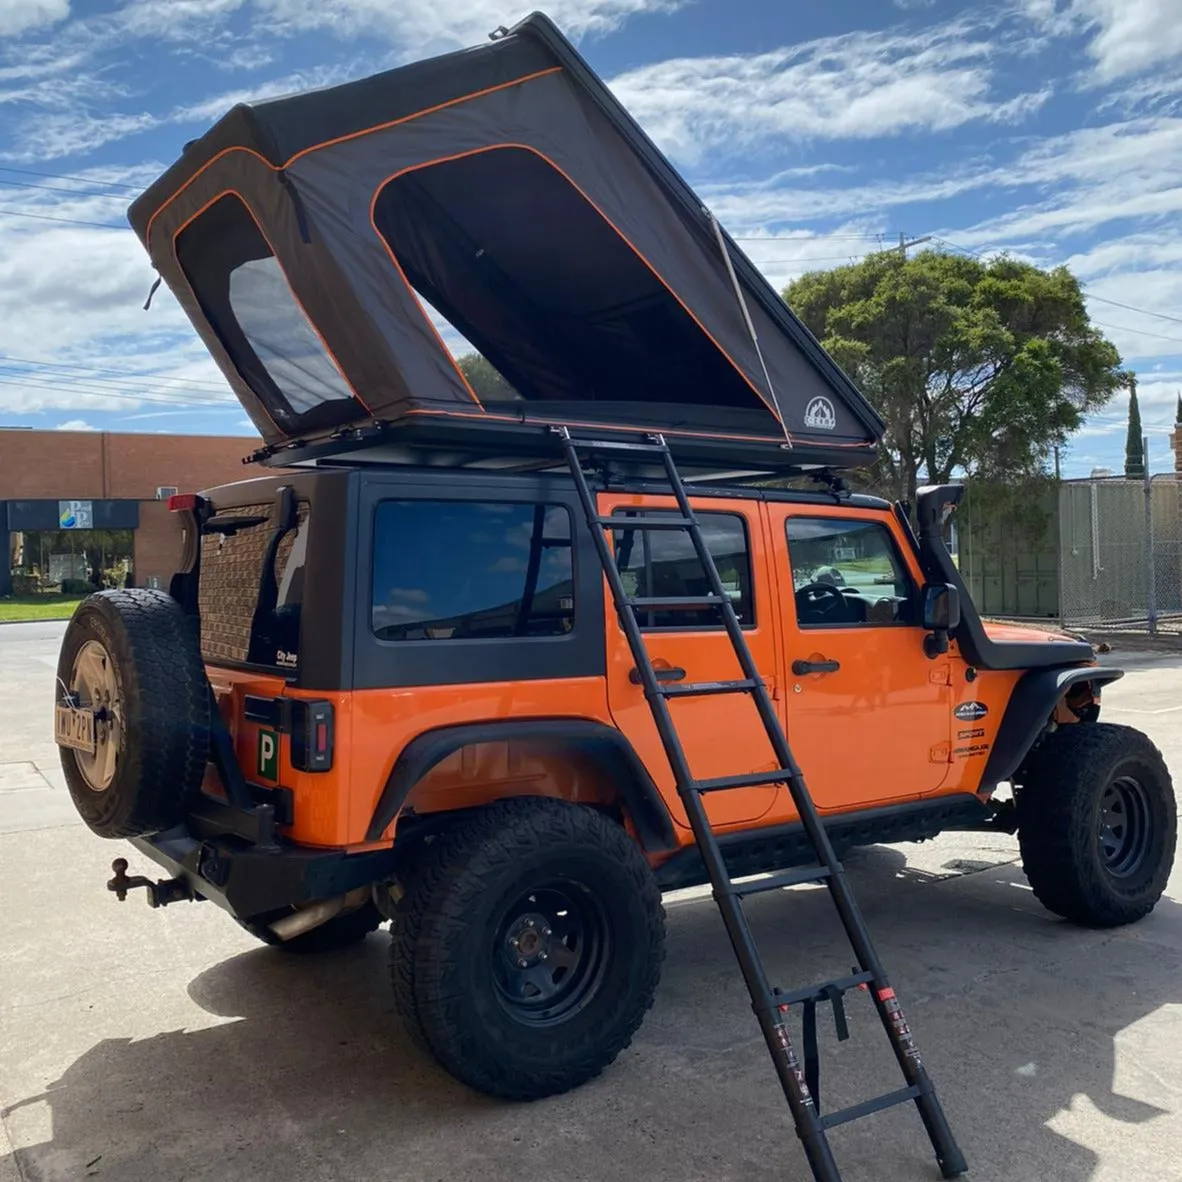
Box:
<box><xmin>2</xmin><ymin>621</ymin><xmax>1180</xmax><ymax>1181</ymax></box>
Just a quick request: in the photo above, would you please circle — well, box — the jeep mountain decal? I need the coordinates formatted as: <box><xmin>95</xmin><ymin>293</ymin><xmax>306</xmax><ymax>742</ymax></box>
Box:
<box><xmin>954</xmin><ymin>701</ymin><xmax>989</xmax><ymax>722</ymax></box>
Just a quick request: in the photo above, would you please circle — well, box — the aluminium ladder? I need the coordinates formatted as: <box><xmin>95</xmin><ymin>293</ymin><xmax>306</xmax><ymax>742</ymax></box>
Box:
<box><xmin>557</xmin><ymin>427</ymin><xmax>967</xmax><ymax>1182</ymax></box>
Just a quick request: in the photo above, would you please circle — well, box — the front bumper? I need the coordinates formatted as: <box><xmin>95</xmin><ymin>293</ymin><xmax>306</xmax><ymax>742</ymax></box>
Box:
<box><xmin>126</xmin><ymin>823</ymin><xmax>399</xmax><ymax>921</ymax></box>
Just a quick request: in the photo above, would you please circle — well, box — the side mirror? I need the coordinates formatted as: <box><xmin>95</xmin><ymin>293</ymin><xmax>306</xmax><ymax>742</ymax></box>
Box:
<box><xmin>922</xmin><ymin>582</ymin><xmax>960</xmax><ymax>631</ymax></box>
<box><xmin>921</xmin><ymin>583</ymin><xmax>960</xmax><ymax>656</ymax></box>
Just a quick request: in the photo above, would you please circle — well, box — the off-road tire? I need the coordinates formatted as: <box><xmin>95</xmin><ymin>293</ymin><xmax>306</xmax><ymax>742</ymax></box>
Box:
<box><xmin>388</xmin><ymin>830</ymin><xmax>445</xmax><ymax>1054</ymax></box>
<box><xmin>56</xmin><ymin>589</ymin><xmax>211</xmax><ymax>839</ymax></box>
<box><xmin>391</xmin><ymin>798</ymin><xmax>666</xmax><ymax>1100</ymax></box>
<box><xmin>241</xmin><ymin>900</ymin><xmax>385</xmax><ymax>954</ymax></box>
<box><xmin>1017</xmin><ymin>723</ymin><xmax>1176</xmax><ymax>927</ymax></box>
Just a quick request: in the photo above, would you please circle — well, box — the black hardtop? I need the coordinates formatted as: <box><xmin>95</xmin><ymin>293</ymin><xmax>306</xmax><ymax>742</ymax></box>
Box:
<box><xmin>199</xmin><ymin>459</ymin><xmax>893</xmax><ymax>513</ymax></box>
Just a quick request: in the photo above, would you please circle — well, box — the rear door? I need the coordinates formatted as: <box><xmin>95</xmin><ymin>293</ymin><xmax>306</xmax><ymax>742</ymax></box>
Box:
<box><xmin>766</xmin><ymin>504</ymin><xmax>953</xmax><ymax>812</ymax></box>
<box><xmin>601</xmin><ymin>492</ymin><xmax>780</xmax><ymax>832</ymax></box>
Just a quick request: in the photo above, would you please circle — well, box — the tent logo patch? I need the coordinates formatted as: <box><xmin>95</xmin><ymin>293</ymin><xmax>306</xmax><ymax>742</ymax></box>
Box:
<box><xmin>804</xmin><ymin>396</ymin><xmax>836</xmax><ymax>431</ymax></box>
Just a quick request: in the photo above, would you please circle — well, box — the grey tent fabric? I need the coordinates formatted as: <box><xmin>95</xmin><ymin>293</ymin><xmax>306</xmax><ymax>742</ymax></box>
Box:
<box><xmin>128</xmin><ymin>12</ymin><xmax>884</xmax><ymax>469</ymax></box>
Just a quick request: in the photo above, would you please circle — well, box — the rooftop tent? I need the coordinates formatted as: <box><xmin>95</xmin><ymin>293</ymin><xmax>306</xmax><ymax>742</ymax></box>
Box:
<box><xmin>128</xmin><ymin>11</ymin><xmax>885</xmax><ymax>474</ymax></box>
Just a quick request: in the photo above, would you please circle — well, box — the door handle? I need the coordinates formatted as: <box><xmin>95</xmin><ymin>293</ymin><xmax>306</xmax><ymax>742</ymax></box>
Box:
<box><xmin>792</xmin><ymin>658</ymin><xmax>840</xmax><ymax>675</ymax></box>
<box><xmin>629</xmin><ymin>665</ymin><xmax>686</xmax><ymax>684</ymax></box>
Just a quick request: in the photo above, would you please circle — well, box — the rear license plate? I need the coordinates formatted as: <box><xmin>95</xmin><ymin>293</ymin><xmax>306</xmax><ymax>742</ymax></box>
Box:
<box><xmin>55</xmin><ymin>702</ymin><xmax>96</xmax><ymax>754</ymax></box>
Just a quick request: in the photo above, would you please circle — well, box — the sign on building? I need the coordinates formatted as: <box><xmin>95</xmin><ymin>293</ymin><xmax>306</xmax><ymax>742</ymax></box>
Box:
<box><xmin>58</xmin><ymin>500</ymin><xmax>93</xmax><ymax>530</ymax></box>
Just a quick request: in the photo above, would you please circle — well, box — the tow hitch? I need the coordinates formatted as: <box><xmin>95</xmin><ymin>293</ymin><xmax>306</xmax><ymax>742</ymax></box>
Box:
<box><xmin>107</xmin><ymin>857</ymin><xmax>196</xmax><ymax>908</ymax></box>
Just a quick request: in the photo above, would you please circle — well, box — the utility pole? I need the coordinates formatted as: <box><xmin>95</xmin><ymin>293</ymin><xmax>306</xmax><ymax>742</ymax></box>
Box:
<box><xmin>1143</xmin><ymin>434</ymin><xmax>1158</xmax><ymax>635</ymax></box>
<box><xmin>898</xmin><ymin>233</ymin><xmax>932</xmax><ymax>259</ymax></box>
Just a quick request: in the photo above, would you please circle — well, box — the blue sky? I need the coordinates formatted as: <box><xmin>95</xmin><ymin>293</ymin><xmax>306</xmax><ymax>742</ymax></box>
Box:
<box><xmin>1</xmin><ymin>0</ymin><xmax>1180</xmax><ymax>477</ymax></box>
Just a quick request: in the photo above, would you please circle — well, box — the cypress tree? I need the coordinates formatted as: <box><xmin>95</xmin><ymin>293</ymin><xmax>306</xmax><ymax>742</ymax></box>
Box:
<box><xmin>1125</xmin><ymin>379</ymin><xmax>1145</xmax><ymax>480</ymax></box>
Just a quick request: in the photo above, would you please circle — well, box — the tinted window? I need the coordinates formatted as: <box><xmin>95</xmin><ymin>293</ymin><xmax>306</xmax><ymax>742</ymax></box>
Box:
<box><xmin>227</xmin><ymin>256</ymin><xmax>353</xmax><ymax>414</ymax></box>
<box><xmin>198</xmin><ymin>502</ymin><xmax>308</xmax><ymax>671</ymax></box>
<box><xmin>611</xmin><ymin>510</ymin><xmax>753</xmax><ymax>629</ymax></box>
<box><xmin>176</xmin><ymin>194</ymin><xmax>353</xmax><ymax>422</ymax></box>
<box><xmin>372</xmin><ymin>501</ymin><xmax>574</xmax><ymax>641</ymax></box>
<box><xmin>785</xmin><ymin>517</ymin><xmax>914</xmax><ymax>627</ymax></box>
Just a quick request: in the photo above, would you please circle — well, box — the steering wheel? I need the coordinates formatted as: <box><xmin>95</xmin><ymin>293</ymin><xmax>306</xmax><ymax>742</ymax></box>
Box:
<box><xmin>795</xmin><ymin>581</ymin><xmax>848</xmax><ymax>623</ymax></box>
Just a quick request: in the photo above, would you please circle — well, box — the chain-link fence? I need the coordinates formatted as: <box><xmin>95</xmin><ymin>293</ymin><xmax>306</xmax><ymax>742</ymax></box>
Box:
<box><xmin>1059</xmin><ymin>474</ymin><xmax>1182</xmax><ymax>634</ymax></box>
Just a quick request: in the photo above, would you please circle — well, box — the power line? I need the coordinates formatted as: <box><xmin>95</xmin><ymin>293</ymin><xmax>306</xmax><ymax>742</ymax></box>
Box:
<box><xmin>0</xmin><ymin>165</ymin><xmax>143</xmax><ymax>193</ymax></box>
<box><xmin>0</xmin><ymin>369</ymin><xmax>233</xmax><ymax>400</ymax></box>
<box><xmin>0</xmin><ymin>373</ymin><xmax>232</xmax><ymax>404</ymax></box>
<box><xmin>0</xmin><ymin>354</ymin><xmax>230</xmax><ymax>392</ymax></box>
<box><xmin>0</xmin><ymin>207</ymin><xmax>125</xmax><ymax>230</ymax></box>
<box><xmin>732</xmin><ymin>233</ymin><xmax>890</xmax><ymax>243</ymax></box>
<box><xmin>756</xmin><ymin>253</ymin><xmax>873</xmax><ymax>265</ymax></box>
<box><xmin>1085</xmin><ymin>294</ymin><xmax>1182</xmax><ymax>328</ymax></box>
<box><xmin>0</xmin><ymin>177</ymin><xmax>130</xmax><ymax>202</ymax></box>
<box><xmin>0</xmin><ymin>374</ymin><xmax>235</xmax><ymax>407</ymax></box>
<box><xmin>1090</xmin><ymin>320</ymin><xmax>1182</xmax><ymax>348</ymax></box>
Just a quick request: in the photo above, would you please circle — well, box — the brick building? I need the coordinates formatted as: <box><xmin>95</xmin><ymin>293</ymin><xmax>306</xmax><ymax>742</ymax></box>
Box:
<box><xmin>0</xmin><ymin>428</ymin><xmax>264</xmax><ymax>597</ymax></box>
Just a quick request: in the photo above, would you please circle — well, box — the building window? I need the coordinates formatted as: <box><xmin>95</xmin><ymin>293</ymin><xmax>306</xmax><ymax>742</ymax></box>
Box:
<box><xmin>372</xmin><ymin>500</ymin><xmax>574</xmax><ymax>641</ymax></box>
<box><xmin>611</xmin><ymin>510</ymin><xmax>753</xmax><ymax>629</ymax></box>
<box><xmin>785</xmin><ymin>517</ymin><xmax>915</xmax><ymax>627</ymax></box>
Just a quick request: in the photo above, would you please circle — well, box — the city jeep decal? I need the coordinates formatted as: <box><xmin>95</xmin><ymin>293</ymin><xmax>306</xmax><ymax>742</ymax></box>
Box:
<box><xmin>954</xmin><ymin>701</ymin><xmax>989</xmax><ymax>722</ymax></box>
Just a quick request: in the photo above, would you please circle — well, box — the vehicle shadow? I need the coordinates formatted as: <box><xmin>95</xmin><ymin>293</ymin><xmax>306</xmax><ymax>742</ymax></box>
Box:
<box><xmin>3</xmin><ymin>844</ymin><xmax>1179</xmax><ymax>1182</ymax></box>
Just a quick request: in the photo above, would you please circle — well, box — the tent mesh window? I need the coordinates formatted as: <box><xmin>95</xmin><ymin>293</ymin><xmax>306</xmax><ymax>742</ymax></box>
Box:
<box><xmin>175</xmin><ymin>194</ymin><xmax>356</xmax><ymax>430</ymax></box>
<box><xmin>372</xmin><ymin>146</ymin><xmax>769</xmax><ymax>414</ymax></box>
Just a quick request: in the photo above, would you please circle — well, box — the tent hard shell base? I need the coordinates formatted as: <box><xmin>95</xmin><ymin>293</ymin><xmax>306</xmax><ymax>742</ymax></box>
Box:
<box><xmin>245</xmin><ymin>406</ymin><xmax>875</xmax><ymax>483</ymax></box>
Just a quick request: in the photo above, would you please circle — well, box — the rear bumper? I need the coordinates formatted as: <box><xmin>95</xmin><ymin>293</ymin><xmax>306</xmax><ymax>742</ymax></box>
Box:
<box><xmin>127</xmin><ymin>824</ymin><xmax>399</xmax><ymax>921</ymax></box>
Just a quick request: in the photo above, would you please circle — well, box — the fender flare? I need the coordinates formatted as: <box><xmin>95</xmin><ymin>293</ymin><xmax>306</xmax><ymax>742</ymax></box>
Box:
<box><xmin>365</xmin><ymin>718</ymin><xmax>677</xmax><ymax>850</ymax></box>
<box><xmin>978</xmin><ymin>666</ymin><xmax>1124</xmax><ymax>791</ymax></box>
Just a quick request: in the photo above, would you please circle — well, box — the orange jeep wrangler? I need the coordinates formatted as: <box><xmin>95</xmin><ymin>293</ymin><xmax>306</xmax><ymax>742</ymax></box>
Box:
<box><xmin>51</xmin><ymin>12</ymin><xmax>1174</xmax><ymax>1172</ymax></box>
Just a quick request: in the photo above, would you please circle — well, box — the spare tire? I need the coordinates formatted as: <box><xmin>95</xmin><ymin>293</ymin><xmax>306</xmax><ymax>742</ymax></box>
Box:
<box><xmin>56</xmin><ymin>589</ymin><xmax>211</xmax><ymax>839</ymax></box>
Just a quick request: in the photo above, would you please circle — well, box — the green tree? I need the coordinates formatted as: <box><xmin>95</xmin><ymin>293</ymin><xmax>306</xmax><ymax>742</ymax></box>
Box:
<box><xmin>1124</xmin><ymin>378</ymin><xmax>1144</xmax><ymax>480</ymax></box>
<box><xmin>457</xmin><ymin>352</ymin><xmax>519</xmax><ymax>401</ymax></box>
<box><xmin>782</xmin><ymin>250</ymin><xmax>1127</xmax><ymax>506</ymax></box>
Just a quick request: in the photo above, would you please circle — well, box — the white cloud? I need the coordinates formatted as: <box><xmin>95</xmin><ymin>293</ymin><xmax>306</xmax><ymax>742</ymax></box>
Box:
<box><xmin>0</xmin><ymin>0</ymin><xmax>69</xmax><ymax>37</ymax></box>
<box><xmin>0</xmin><ymin>111</ymin><xmax>159</xmax><ymax>162</ymax></box>
<box><xmin>738</xmin><ymin>225</ymin><xmax>896</xmax><ymax>290</ymax></box>
<box><xmin>114</xmin><ymin>0</ymin><xmax>247</xmax><ymax>42</ymax></box>
<box><xmin>0</xmin><ymin>199</ymin><xmax>237</xmax><ymax>419</ymax></box>
<box><xmin>55</xmin><ymin>419</ymin><xmax>97</xmax><ymax>430</ymax></box>
<box><xmin>254</xmin><ymin>0</ymin><xmax>683</xmax><ymax>51</ymax></box>
<box><xmin>1056</xmin><ymin>0</ymin><xmax>1182</xmax><ymax>84</ymax></box>
<box><xmin>607</xmin><ymin>16</ymin><xmax>1050</xmax><ymax>164</ymax></box>
<box><xmin>171</xmin><ymin>64</ymin><xmax>361</xmax><ymax>125</ymax></box>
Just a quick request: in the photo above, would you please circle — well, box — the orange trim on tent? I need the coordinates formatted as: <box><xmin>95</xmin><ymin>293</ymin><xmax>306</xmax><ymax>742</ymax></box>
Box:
<box><xmin>170</xmin><ymin>189</ymin><xmax>374</xmax><ymax>420</ymax></box>
<box><xmin>144</xmin><ymin>67</ymin><xmax>563</xmax><ymax>248</ymax></box>
<box><xmin>367</xmin><ymin>142</ymin><xmax>785</xmax><ymax>423</ymax></box>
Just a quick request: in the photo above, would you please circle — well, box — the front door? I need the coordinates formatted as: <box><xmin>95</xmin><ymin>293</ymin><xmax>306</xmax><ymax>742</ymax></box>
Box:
<box><xmin>767</xmin><ymin>505</ymin><xmax>953</xmax><ymax>812</ymax></box>
<box><xmin>601</xmin><ymin>493</ymin><xmax>781</xmax><ymax>833</ymax></box>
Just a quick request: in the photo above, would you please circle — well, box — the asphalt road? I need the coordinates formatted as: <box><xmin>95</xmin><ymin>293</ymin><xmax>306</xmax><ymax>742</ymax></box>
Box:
<box><xmin>2</xmin><ymin>621</ymin><xmax>1180</xmax><ymax>1182</ymax></box>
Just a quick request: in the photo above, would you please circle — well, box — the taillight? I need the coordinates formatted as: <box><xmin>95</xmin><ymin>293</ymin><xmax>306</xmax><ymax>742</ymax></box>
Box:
<box><xmin>168</xmin><ymin>493</ymin><xmax>201</xmax><ymax>512</ymax></box>
<box><xmin>291</xmin><ymin>700</ymin><xmax>333</xmax><ymax>772</ymax></box>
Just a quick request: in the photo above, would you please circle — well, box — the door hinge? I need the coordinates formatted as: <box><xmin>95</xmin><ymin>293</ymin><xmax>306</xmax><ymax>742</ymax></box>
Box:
<box><xmin>929</xmin><ymin>742</ymin><xmax>952</xmax><ymax>763</ymax></box>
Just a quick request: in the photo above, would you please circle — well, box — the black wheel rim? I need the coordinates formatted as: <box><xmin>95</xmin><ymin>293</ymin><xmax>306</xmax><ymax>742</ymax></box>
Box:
<box><xmin>491</xmin><ymin>882</ymin><xmax>610</xmax><ymax>1027</ymax></box>
<box><xmin>1098</xmin><ymin>776</ymin><xmax>1153</xmax><ymax>878</ymax></box>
